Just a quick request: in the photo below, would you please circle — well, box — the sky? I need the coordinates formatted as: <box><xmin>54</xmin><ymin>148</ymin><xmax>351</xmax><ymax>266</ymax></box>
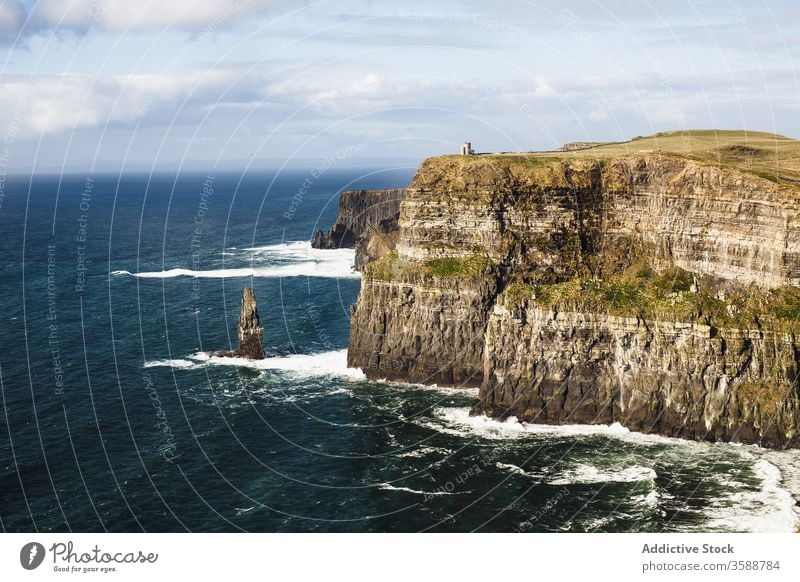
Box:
<box><xmin>0</xmin><ymin>0</ymin><xmax>798</xmax><ymax>172</ymax></box>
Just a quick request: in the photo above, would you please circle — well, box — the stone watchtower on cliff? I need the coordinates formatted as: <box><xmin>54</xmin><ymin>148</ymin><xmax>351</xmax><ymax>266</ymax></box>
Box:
<box><xmin>460</xmin><ymin>141</ymin><xmax>474</xmax><ymax>156</ymax></box>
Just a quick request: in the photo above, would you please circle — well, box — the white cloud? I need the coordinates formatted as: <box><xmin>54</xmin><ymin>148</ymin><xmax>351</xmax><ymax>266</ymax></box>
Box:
<box><xmin>0</xmin><ymin>68</ymin><xmax>244</xmax><ymax>135</ymax></box>
<box><xmin>1</xmin><ymin>60</ymin><xmax>798</xmax><ymax>171</ymax></box>
<box><xmin>0</xmin><ymin>0</ymin><xmax>300</xmax><ymax>40</ymax></box>
<box><xmin>0</xmin><ymin>0</ymin><xmax>28</xmax><ymax>42</ymax></box>
<box><xmin>39</xmin><ymin>0</ymin><xmax>256</xmax><ymax>31</ymax></box>
<box><xmin>533</xmin><ymin>77</ymin><xmax>555</xmax><ymax>98</ymax></box>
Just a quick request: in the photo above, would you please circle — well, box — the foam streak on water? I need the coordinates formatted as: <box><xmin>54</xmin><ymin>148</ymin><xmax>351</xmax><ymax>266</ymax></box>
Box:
<box><xmin>112</xmin><ymin>242</ymin><xmax>358</xmax><ymax>279</ymax></box>
<box><xmin>144</xmin><ymin>349</ymin><xmax>366</xmax><ymax>380</ymax></box>
<box><xmin>549</xmin><ymin>464</ymin><xmax>657</xmax><ymax>485</ymax></box>
<box><xmin>425</xmin><ymin>407</ymin><xmax>635</xmax><ymax>441</ymax></box>
<box><xmin>425</xmin><ymin>407</ymin><xmax>800</xmax><ymax>532</ymax></box>
<box><xmin>377</xmin><ymin>483</ymin><xmax>458</xmax><ymax>496</ymax></box>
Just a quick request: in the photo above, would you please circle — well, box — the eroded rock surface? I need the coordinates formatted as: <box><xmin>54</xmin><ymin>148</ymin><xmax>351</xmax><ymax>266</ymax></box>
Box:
<box><xmin>312</xmin><ymin>189</ymin><xmax>407</xmax><ymax>268</ymax></box>
<box><xmin>220</xmin><ymin>288</ymin><xmax>265</xmax><ymax>359</ymax></box>
<box><xmin>348</xmin><ymin>136</ymin><xmax>800</xmax><ymax>447</ymax></box>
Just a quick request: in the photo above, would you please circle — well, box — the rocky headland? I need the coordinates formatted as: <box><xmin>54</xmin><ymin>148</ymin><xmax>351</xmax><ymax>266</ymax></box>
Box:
<box><xmin>345</xmin><ymin>130</ymin><xmax>800</xmax><ymax>448</ymax></box>
<box><xmin>312</xmin><ymin>188</ymin><xmax>407</xmax><ymax>269</ymax></box>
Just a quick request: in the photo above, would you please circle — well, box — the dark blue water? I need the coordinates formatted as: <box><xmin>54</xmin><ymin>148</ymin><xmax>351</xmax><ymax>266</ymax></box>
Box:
<box><xmin>1</xmin><ymin>169</ymin><xmax>798</xmax><ymax>532</ymax></box>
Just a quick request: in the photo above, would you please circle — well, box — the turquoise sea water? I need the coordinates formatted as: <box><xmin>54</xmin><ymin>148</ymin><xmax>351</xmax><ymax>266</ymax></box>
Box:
<box><xmin>0</xmin><ymin>169</ymin><xmax>798</xmax><ymax>532</ymax></box>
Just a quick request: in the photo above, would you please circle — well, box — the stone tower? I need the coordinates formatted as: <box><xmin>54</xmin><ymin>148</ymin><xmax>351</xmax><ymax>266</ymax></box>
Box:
<box><xmin>460</xmin><ymin>141</ymin><xmax>474</xmax><ymax>156</ymax></box>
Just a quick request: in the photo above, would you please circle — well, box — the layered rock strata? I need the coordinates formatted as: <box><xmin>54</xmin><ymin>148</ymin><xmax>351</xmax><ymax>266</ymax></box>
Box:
<box><xmin>220</xmin><ymin>288</ymin><xmax>265</xmax><ymax>359</ymax></box>
<box><xmin>347</xmin><ymin>142</ymin><xmax>800</xmax><ymax>448</ymax></box>
<box><xmin>312</xmin><ymin>188</ymin><xmax>407</xmax><ymax>269</ymax></box>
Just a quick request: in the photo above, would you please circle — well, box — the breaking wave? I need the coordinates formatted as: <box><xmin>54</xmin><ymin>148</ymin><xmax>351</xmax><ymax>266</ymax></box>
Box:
<box><xmin>421</xmin><ymin>407</ymin><xmax>800</xmax><ymax>532</ymax></box>
<box><xmin>143</xmin><ymin>358</ymin><xmax>202</xmax><ymax>370</ymax></box>
<box><xmin>422</xmin><ymin>407</ymin><xmax>637</xmax><ymax>442</ymax></box>
<box><xmin>143</xmin><ymin>349</ymin><xmax>365</xmax><ymax>380</ymax></box>
<box><xmin>112</xmin><ymin>241</ymin><xmax>358</xmax><ymax>279</ymax></box>
<box><xmin>699</xmin><ymin>458</ymin><xmax>798</xmax><ymax>533</ymax></box>
<box><xmin>549</xmin><ymin>464</ymin><xmax>657</xmax><ymax>485</ymax></box>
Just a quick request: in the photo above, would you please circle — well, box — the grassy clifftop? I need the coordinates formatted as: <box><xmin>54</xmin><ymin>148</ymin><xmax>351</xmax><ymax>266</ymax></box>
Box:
<box><xmin>554</xmin><ymin>129</ymin><xmax>800</xmax><ymax>185</ymax></box>
<box><xmin>414</xmin><ymin>130</ymin><xmax>800</xmax><ymax>189</ymax></box>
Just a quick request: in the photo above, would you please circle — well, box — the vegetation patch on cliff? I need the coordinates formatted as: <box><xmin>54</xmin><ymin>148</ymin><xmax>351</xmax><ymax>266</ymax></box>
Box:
<box><xmin>364</xmin><ymin>250</ymin><xmax>402</xmax><ymax>281</ymax></box>
<box><xmin>364</xmin><ymin>251</ymin><xmax>493</xmax><ymax>283</ymax></box>
<box><xmin>503</xmin><ymin>262</ymin><xmax>800</xmax><ymax>333</ymax></box>
<box><xmin>734</xmin><ymin>381</ymin><xmax>791</xmax><ymax>419</ymax></box>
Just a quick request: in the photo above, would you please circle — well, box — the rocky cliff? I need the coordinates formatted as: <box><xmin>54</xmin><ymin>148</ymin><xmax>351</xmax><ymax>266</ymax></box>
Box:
<box><xmin>312</xmin><ymin>188</ymin><xmax>407</xmax><ymax>269</ymax></box>
<box><xmin>348</xmin><ymin>131</ymin><xmax>800</xmax><ymax>448</ymax></box>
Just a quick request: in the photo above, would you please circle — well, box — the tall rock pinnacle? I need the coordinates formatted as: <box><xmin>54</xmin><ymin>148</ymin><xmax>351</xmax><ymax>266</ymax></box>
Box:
<box><xmin>233</xmin><ymin>288</ymin><xmax>265</xmax><ymax>359</ymax></box>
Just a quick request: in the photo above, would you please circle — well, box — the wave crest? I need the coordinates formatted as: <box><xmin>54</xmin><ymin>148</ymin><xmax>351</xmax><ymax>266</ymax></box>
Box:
<box><xmin>143</xmin><ymin>349</ymin><xmax>365</xmax><ymax>380</ymax></box>
<box><xmin>113</xmin><ymin>241</ymin><xmax>358</xmax><ymax>279</ymax></box>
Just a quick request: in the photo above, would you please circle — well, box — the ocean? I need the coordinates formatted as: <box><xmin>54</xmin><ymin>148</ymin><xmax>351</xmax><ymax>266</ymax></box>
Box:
<box><xmin>1</xmin><ymin>168</ymin><xmax>799</xmax><ymax>533</ymax></box>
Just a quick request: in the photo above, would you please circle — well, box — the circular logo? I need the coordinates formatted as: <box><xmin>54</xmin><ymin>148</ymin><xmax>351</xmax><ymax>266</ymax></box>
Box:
<box><xmin>20</xmin><ymin>542</ymin><xmax>46</xmax><ymax>570</ymax></box>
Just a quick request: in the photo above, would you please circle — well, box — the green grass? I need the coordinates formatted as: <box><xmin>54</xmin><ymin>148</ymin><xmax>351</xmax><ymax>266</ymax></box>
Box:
<box><xmin>434</xmin><ymin>130</ymin><xmax>800</xmax><ymax>187</ymax></box>
<box><xmin>504</xmin><ymin>280</ymin><xmax>551</xmax><ymax>308</ymax></box>
<box><xmin>364</xmin><ymin>251</ymin><xmax>492</xmax><ymax>283</ymax></box>
<box><xmin>364</xmin><ymin>250</ymin><xmax>401</xmax><ymax>282</ymax></box>
<box><xmin>573</xmin><ymin>130</ymin><xmax>800</xmax><ymax>185</ymax></box>
<box><xmin>423</xmin><ymin>256</ymin><xmax>490</xmax><ymax>277</ymax></box>
<box><xmin>651</xmin><ymin>267</ymin><xmax>695</xmax><ymax>293</ymax></box>
<box><xmin>502</xmin><ymin>262</ymin><xmax>800</xmax><ymax>333</ymax></box>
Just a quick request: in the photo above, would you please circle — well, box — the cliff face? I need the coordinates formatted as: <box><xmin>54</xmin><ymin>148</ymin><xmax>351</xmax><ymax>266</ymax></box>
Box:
<box><xmin>312</xmin><ymin>188</ymin><xmax>407</xmax><ymax>269</ymax></box>
<box><xmin>348</xmin><ymin>274</ymin><xmax>497</xmax><ymax>385</ymax></box>
<box><xmin>348</xmin><ymin>134</ymin><xmax>800</xmax><ymax>448</ymax></box>
<box><xmin>396</xmin><ymin>154</ymin><xmax>800</xmax><ymax>286</ymax></box>
<box><xmin>481</xmin><ymin>305</ymin><xmax>800</xmax><ymax>448</ymax></box>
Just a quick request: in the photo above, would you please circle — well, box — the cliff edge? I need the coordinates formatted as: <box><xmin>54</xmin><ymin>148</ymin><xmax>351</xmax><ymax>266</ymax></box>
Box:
<box><xmin>348</xmin><ymin>130</ymin><xmax>800</xmax><ymax>448</ymax></box>
<box><xmin>312</xmin><ymin>188</ymin><xmax>407</xmax><ymax>269</ymax></box>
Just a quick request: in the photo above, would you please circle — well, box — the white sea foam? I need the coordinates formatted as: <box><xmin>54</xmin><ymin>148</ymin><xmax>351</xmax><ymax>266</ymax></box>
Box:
<box><xmin>377</xmin><ymin>483</ymin><xmax>456</xmax><ymax>496</ymax></box>
<box><xmin>143</xmin><ymin>349</ymin><xmax>365</xmax><ymax>381</ymax></box>
<box><xmin>700</xmin><ymin>457</ymin><xmax>799</xmax><ymax>533</ymax></box>
<box><xmin>113</xmin><ymin>263</ymin><xmax>358</xmax><ymax>279</ymax></box>
<box><xmin>192</xmin><ymin>349</ymin><xmax>364</xmax><ymax>380</ymax></box>
<box><xmin>580</xmin><ymin>516</ymin><xmax>616</xmax><ymax>531</ymax></box>
<box><xmin>424</xmin><ymin>407</ymin><xmax>637</xmax><ymax>441</ymax></box>
<box><xmin>425</xmin><ymin>407</ymin><xmax>715</xmax><ymax>449</ymax></box>
<box><xmin>752</xmin><ymin>448</ymin><xmax>800</xmax><ymax>509</ymax></box>
<box><xmin>112</xmin><ymin>241</ymin><xmax>358</xmax><ymax>279</ymax></box>
<box><xmin>376</xmin><ymin>379</ymin><xmax>480</xmax><ymax>397</ymax></box>
<box><xmin>428</xmin><ymin>408</ymin><xmax>800</xmax><ymax>531</ymax></box>
<box><xmin>241</xmin><ymin>241</ymin><xmax>331</xmax><ymax>256</ymax></box>
<box><xmin>640</xmin><ymin>489</ymin><xmax>661</xmax><ymax>508</ymax></box>
<box><xmin>267</xmin><ymin>385</ymin><xmax>356</xmax><ymax>405</ymax></box>
<box><xmin>496</xmin><ymin>462</ymin><xmax>540</xmax><ymax>479</ymax></box>
<box><xmin>395</xmin><ymin>446</ymin><xmax>453</xmax><ymax>459</ymax></box>
<box><xmin>549</xmin><ymin>463</ymin><xmax>657</xmax><ymax>485</ymax></box>
<box><xmin>143</xmin><ymin>358</ymin><xmax>202</xmax><ymax>370</ymax></box>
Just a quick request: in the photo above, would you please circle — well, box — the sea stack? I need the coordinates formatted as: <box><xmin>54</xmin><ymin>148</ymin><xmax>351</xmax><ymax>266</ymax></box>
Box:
<box><xmin>232</xmin><ymin>288</ymin><xmax>265</xmax><ymax>359</ymax></box>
